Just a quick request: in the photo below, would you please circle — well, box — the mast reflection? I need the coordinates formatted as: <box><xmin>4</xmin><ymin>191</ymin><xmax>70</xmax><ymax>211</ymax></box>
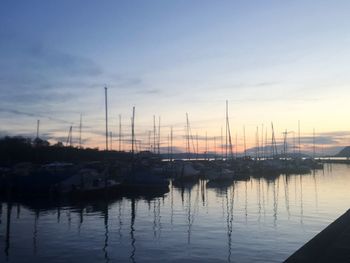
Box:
<box><xmin>152</xmin><ymin>198</ymin><xmax>161</xmax><ymax>239</ymax></box>
<box><xmin>118</xmin><ymin>199</ymin><xmax>123</xmax><ymax>238</ymax></box>
<box><xmin>299</xmin><ymin>174</ymin><xmax>304</xmax><ymax>225</ymax></box>
<box><xmin>312</xmin><ymin>170</ymin><xmax>319</xmax><ymax>210</ymax></box>
<box><xmin>225</xmin><ymin>183</ymin><xmax>234</xmax><ymax>263</ymax></box>
<box><xmin>5</xmin><ymin>202</ymin><xmax>12</xmax><ymax>260</ymax></box>
<box><xmin>273</xmin><ymin>177</ymin><xmax>279</xmax><ymax>227</ymax></box>
<box><xmin>244</xmin><ymin>181</ymin><xmax>248</xmax><ymax>224</ymax></box>
<box><xmin>130</xmin><ymin>198</ymin><xmax>136</xmax><ymax>263</ymax></box>
<box><xmin>33</xmin><ymin>210</ymin><xmax>39</xmax><ymax>256</ymax></box>
<box><xmin>102</xmin><ymin>203</ymin><xmax>110</xmax><ymax>263</ymax></box>
<box><xmin>283</xmin><ymin>175</ymin><xmax>290</xmax><ymax>219</ymax></box>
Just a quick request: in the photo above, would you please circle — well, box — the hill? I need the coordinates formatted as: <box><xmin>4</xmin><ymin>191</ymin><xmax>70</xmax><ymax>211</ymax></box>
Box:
<box><xmin>335</xmin><ymin>146</ymin><xmax>350</xmax><ymax>157</ymax></box>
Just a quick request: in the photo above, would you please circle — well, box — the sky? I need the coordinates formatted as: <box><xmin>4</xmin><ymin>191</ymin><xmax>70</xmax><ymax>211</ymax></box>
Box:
<box><xmin>1</xmin><ymin>0</ymin><xmax>350</xmax><ymax>155</ymax></box>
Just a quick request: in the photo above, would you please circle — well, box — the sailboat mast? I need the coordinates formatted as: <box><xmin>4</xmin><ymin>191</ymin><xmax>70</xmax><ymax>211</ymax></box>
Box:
<box><xmin>256</xmin><ymin>126</ymin><xmax>259</xmax><ymax>160</ymax></box>
<box><xmin>119</xmin><ymin>114</ymin><xmax>122</xmax><ymax>151</ymax></box>
<box><xmin>79</xmin><ymin>113</ymin><xmax>82</xmax><ymax>148</ymax></box>
<box><xmin>196</xmin><ymin>133</ymin><xmax>199</xmax><ymax>160</ymax></box>
<box><xmin>261</xmin><ymin>123</ymin><xmax>264</xmax><ymax>159</ymax></box>
<box><xmin>158</xmin><ymin>116</ymin><xmax>161</xmax><ymax>155</ymax></box>
<box><xmin>298</xmin><ymin>120</ymin><xmax>301</xmax><ymax>156</ymax></box>
<box><xmin>148</xmin><ymin>130</ymin><xmax>151</xmax><ymax>151</ymax></box>
<box><xmin>131</xmin><ymin>107</ymin><xmax>135</xmax><ymax>155</ymax></box>
<box><xmin>36</xmin><ymin>119</ymin><xmax>40</xmax><ymax>139</ymax></box>
<box><xmin>186</xmin><ymin>113</ymin><xmax>191</xmax><ymax>160</ymax></box>
<box><xmin>167</xmin><ymin>134</ymin><xmax>170</xmax><ymax>159</ymax></box>
<box><xmin>170</xmin><ymin>126</ymin><xmax>173</xmax><ymax>162</ymax></box>
<box><xmin>153</xmin><ymin>115</ymin><xmax>156</xmax><ymax>154</ymax></box>
<box><xmin>66</xmin><ymin>125</ymin><xmax>73</xmax><ymax>147</ymax></box>
<box><xmin>265</xmin><ymin>127</ymin><xmax>268</xmax><ymax>159</ymax></box>
<box><xmin>225</xmin><ymin>100</ymin><xmax>228</xmax><ymax>160</ymax></box>
<box><xmin>104</xmin><ymin>86</ymin><xmax>108</xmax><ymax>151</ymax></box>
<box><xmin>205</xmin><ymin>131</ymin><xmax>208</xmax><ymax>161</ymax></box>
<box><xmin>313</xmin><ymin>128</ymin><xmax>315</xmax><ymax>159</ymax></box>
<box><xmin>243</xmin><ymin>125</ymin><xmax>247</xmax><ymax>158</ymax></box>
<box><xmin>271</xmin><ymin>122</ymin><xmax>277</xmax><ymax>158</ymax></box>
<box><xmin>283</xmin><ymin>129</ymin><xmax>287</xmax><ymax>158</ymax></box>
<box><xmin>227</xmin><ymin>120</ymin><xmax>233</xmax><ymax>159</ymax></box>
<box><xmin>225</xmin><ymin>100</ymin><xmax>234</xmax><ymax>159</ymax></box>
<box><xmin>221</xmin><ymin>126</ymin><xmax>223</xmax><ymax>159</ymax></box>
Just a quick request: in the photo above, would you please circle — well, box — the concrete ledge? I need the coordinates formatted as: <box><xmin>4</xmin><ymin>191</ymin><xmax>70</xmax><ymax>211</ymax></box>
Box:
<box><xmin>285</xmin><ymin>209</ymin><xmax>350</xmax><ymax>262</ymax></box>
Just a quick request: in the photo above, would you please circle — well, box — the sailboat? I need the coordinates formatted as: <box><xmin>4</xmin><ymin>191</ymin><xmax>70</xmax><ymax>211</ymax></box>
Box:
<box><xmin>121</xmin><ymin>107</ymin><xmax>169</xmax><ymax>193</ymax></box>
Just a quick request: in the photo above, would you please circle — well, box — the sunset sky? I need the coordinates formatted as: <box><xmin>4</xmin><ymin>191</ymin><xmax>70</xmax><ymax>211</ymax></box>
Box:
<box><xmin>1</xmin><ymin>1</ymin><xmax>350</xmax><ymax>154</ymax></box>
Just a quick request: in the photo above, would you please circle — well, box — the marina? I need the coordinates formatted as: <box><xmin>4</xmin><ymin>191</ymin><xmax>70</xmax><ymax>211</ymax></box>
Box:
<box><xmin>1</xmin><ymin>163</ymin><xmax>349</xmax><ymax>262</ymax></box>
<box><xmin>1</xmin><ymin>1</ymin><xmax>350</xmax><ymax>262</ymax></box>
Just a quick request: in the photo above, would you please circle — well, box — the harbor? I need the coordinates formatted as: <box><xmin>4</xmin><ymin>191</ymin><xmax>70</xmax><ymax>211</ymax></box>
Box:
<box><xmin>0</xmin><ymin>89</ymin><xmax>346</xmax><ymax>262</ymax></box>
<box><xmin>1</xmin><ymin>163</ymin><xmax>349</xmax><ymax>262</ymax></box>
<box><xmin>1</xmin><ymin>1</ymin><xmax>350</xmax><ymax>262</ymax></box>
<box><xmin>0</xmin><ymin>139</ymin><xmax>326</xmax><ymax>200</ymax></box>
<box><xmin>0</xmin><ymin>90</ymin><xmax>329</xmax><ymax>200</ymax></box>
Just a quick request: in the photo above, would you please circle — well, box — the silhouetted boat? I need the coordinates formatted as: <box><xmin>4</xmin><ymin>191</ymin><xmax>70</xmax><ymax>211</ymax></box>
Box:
<box><xmin>2</xmin><ymin>162</ymin><xmax>77</xmax><ymax>196</ymax></box>
<box><xmin>57</xmin><ymin>167</ymin><xmax>121</xmax><ymax>198</ymax></box>
<box><xmin>121</xmin><ymin>163</ymin><xmax>169</xmax><ymax>193</ymax></box>
<box><xmin>172</xmin><ymin>161</ymin><xmax>200</xmax><ymax>183</ymax></box>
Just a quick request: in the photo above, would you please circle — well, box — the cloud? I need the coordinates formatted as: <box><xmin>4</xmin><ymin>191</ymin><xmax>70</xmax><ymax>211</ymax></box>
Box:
<box><xmin>223</xmin><ymin>81</ymin><xmax>281</xmax><ymax>90</ymax></box>
<box><xmin>137</xmin><ymin>89</ymin><xmax>160</xmax><ymax>95</ymax></box>
<box><xmin>316</xmin><ymin>131</ymin><xmax>350</xmax><ymax>137</ymax></box>
<box><xmin>0</xmin><ymin>32</ymin><xmax>103</xmax><ymax>102</ymax></box>
<box><xmin>298</xmin><ymin>131</ymin><xmax>350</xmax><ymax>145</ymax></box>
<box><xmin>108</xmin><ymin>74</ymin><xmax>143</xmax><ymax>89</ymax></box>
<box><xmin>2</xmin><ymin>90</ymin><xmax>75</xmax><ymax>105</ymax></box>
<box><xmin>0</xmin><ymin>35</ymin><xmax>102</xmax><ymax>79</ymax></box>
<box><xmin>26</xmin><ymin>45</ymin><xmax>102</xmax><ymax>76</ymax></box>
<box><xmin>0</xmin><ymin>108</ymin><xmax>73</xmax><ymax>124</ymax></box>
<box><xmin>107</xmin><ymin>75</ymin><xmax>164</xmax><ymax>96</ymax></box>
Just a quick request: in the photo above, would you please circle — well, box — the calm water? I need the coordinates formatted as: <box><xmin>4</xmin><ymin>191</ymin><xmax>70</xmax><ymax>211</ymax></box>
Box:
<box><xmin>1</xmin><ymin>163</ymin><xmax>350</xmax><ymax>262</ymax></box>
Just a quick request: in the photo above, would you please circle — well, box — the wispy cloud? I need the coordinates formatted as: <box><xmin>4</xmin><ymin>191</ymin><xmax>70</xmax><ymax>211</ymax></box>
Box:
<box><xmin>0</xmin><ymin>108</ymin><xmax>73</xmax><ymax>125</ymax></box>
<box><xmin>0</xmin><ymin>31</ymin><xmax>104</xmax><ymax>109</ymax></box>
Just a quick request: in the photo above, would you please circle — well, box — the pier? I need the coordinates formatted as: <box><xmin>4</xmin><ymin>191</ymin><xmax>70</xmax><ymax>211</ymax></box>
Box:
<box><xmin>285</xmin><ymin>209</ymin><xmax>350</xmax><ymax>262</ymax></box>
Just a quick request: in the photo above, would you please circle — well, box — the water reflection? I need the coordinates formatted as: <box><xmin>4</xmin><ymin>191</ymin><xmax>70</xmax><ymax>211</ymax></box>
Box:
<box><xmin>5</xmin><ymin>202</ymin><xmax>11</xmax><ymax>260</ymax></box>
<box><xmin>170</xmin><ymin>182</ymin><xmax>174</xmax><ymax>227</ymax></box>
<box><xmin>244</xmin><ymin>181</ymin><xmax>248</xmax><ymax>224</ymax></box>
<box><xmin>1</xmin><ymin>165</ymin><xmax>349</xmax><ymax>262</ymax></box>
<box><xmin>257</xmin><ymin>179</ymin><xmax>261</xmax><ymax>222</ymax></box>
<box><xmin>102</xmin><ymin>203</ymin><xmax>109</xmax><ymax>263</ymax></box>
<box><xmin>33</xmin><ymin>210</ymin><xmax>39</xmax><ymax>256</ymax></box>
<box><xmin>117</xmin><ymin>200</ymin><xmax>123</xmax><ymax>238</ymax></box>
<box><xmin>299</xmin><ymin>175</ymin><xmax>304</xmax><ymax>225</ymax></box>
<box><xmin>312</xmin><ymin>171</ymin><xmax>319</xmax><ymax>211</ymax></box>
<box><xmin>57</xmin><ymin>205</ymin><xmax>61</xmax><ymax>223</ymax></box>
<box><xmin>225</xmin><ymin>184</ymin><xmax>234</xmax><ymax>262</ymax></box>
<box><xmin>152</xmin><ymin>198</ymin><xmax>161</xmax><ymax>239</ymax></box>
<box><xmin>185</xmin><ymin>183</ymin><xmax>200</xmax><ymax>245</ymax></box>
<box><xmin>273</xmin><ymin>177</ymin><xmax>279</xmax><ymax>226</ymax></box>
<box><xmin>130</xmin><ymin>198</ymin><xmax>136</xmax><ymax>263</ymax></box>
<box><xmin>283</xmin><ymin>175</ymin><xmax>290</xmax><ymax>219</ymax></box>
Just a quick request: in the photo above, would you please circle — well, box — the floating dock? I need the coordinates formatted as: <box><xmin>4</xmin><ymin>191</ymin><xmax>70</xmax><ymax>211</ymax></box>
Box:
<box><xmin>285</xmin><ymin>209</ymin><xmax>350</xmax><ymax>262</ymax></box>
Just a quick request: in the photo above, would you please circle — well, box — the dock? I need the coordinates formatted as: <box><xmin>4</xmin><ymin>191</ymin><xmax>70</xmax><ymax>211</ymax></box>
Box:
<box><xmin>285</xmin><ymin>209</ymin><xmax>350</xmax><ymax>262</ymax></box>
